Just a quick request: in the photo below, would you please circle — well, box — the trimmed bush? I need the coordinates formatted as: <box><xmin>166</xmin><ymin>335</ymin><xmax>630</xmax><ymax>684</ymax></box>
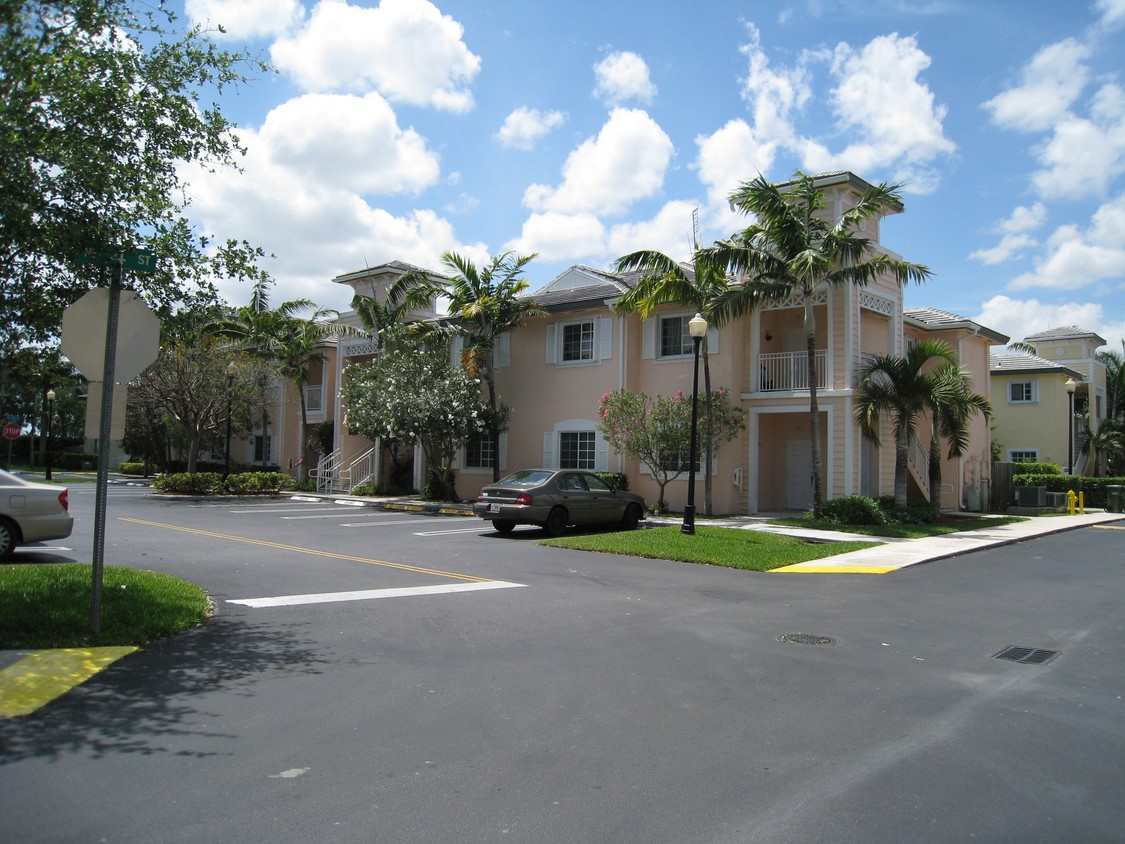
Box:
<box><xmin>119</xmin><ymin>462</ymin><xmax>147</xmax><ymax>475</ymax></box>
<box><xmin>224</xmin><ymin>472</ymin><xmax>292</xmax><ymax>494</ymax></box>
<box><xmin>819</xmin><ymin>495</ymin><xmax>886</xmax><ymax>525</ymax></box>
<box><xmin>595</xmin><ymin>472</ymin><xmax>629</xmax><ymax>492</ymax></box>
<box><xmin>1010</xmin><ymin>461</ymin><xmax>1062</xmax><ymax>475</ymax></box>
<box><xmin>153</xmin><ymin>472</ymin><xmax>222</xmax><ymax>494</ymax></box>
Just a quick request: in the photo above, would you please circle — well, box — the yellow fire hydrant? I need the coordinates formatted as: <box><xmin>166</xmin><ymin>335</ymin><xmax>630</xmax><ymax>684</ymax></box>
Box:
<box><xmin>1067</xmin><ymin>489</ymin><xmax>1077</xmax><ymax>515</ymax></box>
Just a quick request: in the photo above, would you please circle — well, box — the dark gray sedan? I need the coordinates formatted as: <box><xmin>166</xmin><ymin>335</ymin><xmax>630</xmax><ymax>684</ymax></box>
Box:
<box><xmin>473</xmin><ymin>469</ymin><xmax>646</xmax><ymax>536</ymax></box>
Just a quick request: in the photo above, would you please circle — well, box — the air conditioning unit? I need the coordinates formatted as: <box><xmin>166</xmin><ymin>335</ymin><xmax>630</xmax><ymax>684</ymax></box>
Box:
<box><xmin>1044</xmin><ymin>491</ymin><xmax>1067</xmax><ymax>508</ymax></box>
<box><xmin>1014</xmin><ymin>486</ymin><xmax>1046</xmax><ymax>507</ymax></box>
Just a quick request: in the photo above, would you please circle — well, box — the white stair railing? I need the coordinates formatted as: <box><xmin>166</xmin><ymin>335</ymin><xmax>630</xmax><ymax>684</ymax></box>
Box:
<box><xmin>347</xmin><ymin>447</ymin><xmax>377</xmax><ymax>492</ymax></box>
<box><xmin>311</xmin><ymin>448</ymin><xmax>342</xmax><ymax>493</ymax></box>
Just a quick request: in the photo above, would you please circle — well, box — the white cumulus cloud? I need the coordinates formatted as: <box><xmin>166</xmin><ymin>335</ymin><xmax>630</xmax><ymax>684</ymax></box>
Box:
<box><xmin>1007</xmin><ymin>194</ymin><xmax>1125</xmax><ymax>290</ymax></box>
<box><xmin>593</xmin><ymin>51</ymin><xmax>657</xmax><ymax>105</ymax></box>
<box><xmin>976</xmin><ymin>295</ymin><xmax>1124</xmax><ymax>352</ymax></box>
<box><xmin>270</xmin><ymin>0</ymin><xmax>480</xmax><ymax>111</ymax></box>
<box><xmin>185</xmin><ymin>0</ymin><xmax>304</xmax><ymax>39</ymax></box>
<box><xmin>983</xmin><ymin>38</ymin><xmax>1092</xmax><ymax>132</ymax></box>
<box><xmin>505</xmin><ymin>212</ymin><xmax>607</xmax><ymax>262</ymax></box>
<box><xmin>695</xmin><ymin>119</ymin><xmax>776</xmax><ymax>205</ymax></box>
<box><xmin>495</xmin><ymin>107</ymin><xmax>566</xmax><ymax>150</ymax></box>
<box><xmin>523</xmin><ymin>108</ymin><xmax>674</xmax><ymax>216</ymax></box>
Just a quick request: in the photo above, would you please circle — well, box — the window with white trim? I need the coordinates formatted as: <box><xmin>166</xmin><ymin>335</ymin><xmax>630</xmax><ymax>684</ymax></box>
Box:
<box><xmin>1009</xmin><ymin>449</ymin><xmax>1038</xmax><ymax>463</ymax></box>
<box><xmin>659</xmin><ymin>315</ymin><xmax>693</xmax><ymax>359</ymax></box>
<box><xmin>253</xmin><ymin>435</ymin><xmax>272</xmax><ymax>463</ymax></box>
<box><xmin>464</xmin><ymin>437</ymin><xmax>494</xmax><ymax>469</ymax></box>
<box><xmin>561</xmin><ymin>320</ymin><xmax>595</xmax><ymax>362</ymax></box>
<box><xmin>559</xmin><ymin>431</ymin><xmax>596</xmax><ymax>469</ymax></box>
<box><xmin>1008</xmin><ymin>380</ymin><xmax>1037</xmax><ymax>403</ymax></box>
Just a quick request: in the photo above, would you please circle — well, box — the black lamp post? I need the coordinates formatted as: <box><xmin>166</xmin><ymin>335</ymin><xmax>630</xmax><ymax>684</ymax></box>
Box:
<box><xmin>45</xmin><ymin>389</ymin><xmax>55</xmax><ymax>481</ymax></box>
<box><xmin>1065</xmin><ymin>377</ymin><xmax>1076</xmax><ymax>474</ymax></box>
<box><xmin>681</xmin><ymin>313</ymin><xmax>708</xmax><ymax>535</ymax></box>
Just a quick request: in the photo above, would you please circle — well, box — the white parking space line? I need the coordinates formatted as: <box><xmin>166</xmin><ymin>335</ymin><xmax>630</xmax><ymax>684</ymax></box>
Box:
<box><xmin>230</xmin><ymin>507</ymin><xmax>366</xmax><ymax>515</ymax></box>
<box><xmin>413</xmin><ymin>526</ymin><xmax>496</xmax><ymax>536</ymax></box>
<box><xmin>338</xmin><ymin>518</ymin><xmax>440</xmax><ymax>528</ymax></box>
<box><xmin>228</xmin><ymin>580</ymin><xmax>526</xmax><ymax>608</ymax></box>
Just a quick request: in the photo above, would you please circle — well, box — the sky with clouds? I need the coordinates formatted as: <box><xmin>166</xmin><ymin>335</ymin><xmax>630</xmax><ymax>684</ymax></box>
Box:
<box><xmin>178</xmin><ymin>0</ymin><xmax>1125</xmax><ymax>352</ymax></box>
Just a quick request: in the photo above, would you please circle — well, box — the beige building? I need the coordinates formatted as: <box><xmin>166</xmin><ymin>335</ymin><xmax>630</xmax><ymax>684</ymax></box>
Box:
<box><xmin>990</xmin><ymin>326</ymin><xmax>1107</xmax><ymax>474</ymax></box>
<box><xmin>271</xmin><ymin>172</ymin><xmax>1008</xmax><ymax>515</ymax></box>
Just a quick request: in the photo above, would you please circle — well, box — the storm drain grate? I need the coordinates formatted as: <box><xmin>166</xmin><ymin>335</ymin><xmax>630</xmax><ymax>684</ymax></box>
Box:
<box><xmin>777</xmin><ymin>633</ymin><xmax>836</xmax><ymax>646</ymax></box>
<box><xmin>993</xmin><ymin>646</ymin><xmax>1059</xmax><ymax>665</ymax></box>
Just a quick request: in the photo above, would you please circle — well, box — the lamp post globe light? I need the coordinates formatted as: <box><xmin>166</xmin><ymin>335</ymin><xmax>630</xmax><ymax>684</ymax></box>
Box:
<box><xmin>681</xmin><ymin>313</ymin><xmax>708</xmax><ymax>535</ymax></box>
<box><xmin>45</xmin><ymin>389</ymin><xmax>56</xmax><ymax>481</ymax></box>
<box><xmin>1065</xmin><ymin>377</ymin><xmax>1077</xmax><ymax>475</ymax></box>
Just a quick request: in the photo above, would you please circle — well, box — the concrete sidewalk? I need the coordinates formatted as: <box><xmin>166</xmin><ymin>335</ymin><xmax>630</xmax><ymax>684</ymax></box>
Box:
<box><xmin>677</xmin><ymin>511</ymin><xmax>1123</xmax><ymax>573</ymax></box>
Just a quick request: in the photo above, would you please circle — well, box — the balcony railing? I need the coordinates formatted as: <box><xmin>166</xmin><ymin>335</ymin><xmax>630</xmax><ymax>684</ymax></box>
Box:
<box><xmin>758</xmin><ymin>350</ymin><xmax>827</xmax><ymax>392</ymax></box>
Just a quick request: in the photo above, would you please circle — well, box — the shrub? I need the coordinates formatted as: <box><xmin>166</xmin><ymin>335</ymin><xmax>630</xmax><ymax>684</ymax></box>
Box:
<box><xmin>224</xmin><ymin>472</ymin><xmax>292</xmax><ymax>494</ymax></box>
<box><xmin>119</xmin><ymin>462</ymin><xmax>147</xmax><ymax>475</ymax></box>
<box><xmin>876</xmin><ymin>496</ymin><xmax>938</xmax><ymax>524</ymax></box>
<box><xmin>1008</xmin><ymin>461</ymin><xmax>1061</xmax><ymax>475</ymax></box>
<box><xmin>153</xmin><ymin>472</ymin><xmax>222</xmax><ymax>494</ymax></box>
<box><xmin>595</xmin><ymin>472</ymin><xmax>629</xmax><ymax>492</ymax></box>
<box><xmin>819</xmin><ymin>495</ymin><xmax>886</xmax><ymax>525</ymax></box>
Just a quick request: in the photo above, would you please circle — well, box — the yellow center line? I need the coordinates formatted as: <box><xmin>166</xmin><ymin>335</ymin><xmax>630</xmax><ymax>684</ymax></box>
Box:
<box><xmin>119</xmin><ymin>517</ymin><xmax>493</xmax><ymax>583</ymax></box>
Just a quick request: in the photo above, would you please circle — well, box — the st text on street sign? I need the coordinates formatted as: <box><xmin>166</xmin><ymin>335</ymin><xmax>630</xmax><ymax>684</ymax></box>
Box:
<box><xmin>2</xmin><ymin>422</ymin><xmax>20</xmax><ymax>440</ymax></box>
<box><xmin>60</xmin><ymin>288</ymin><xmax>160</xmax><ymax>382</ymax></box>
<box><xmin>78</xmin><ymin>248</ymin><xmax>158</xmax><ymax>273</ymax></box>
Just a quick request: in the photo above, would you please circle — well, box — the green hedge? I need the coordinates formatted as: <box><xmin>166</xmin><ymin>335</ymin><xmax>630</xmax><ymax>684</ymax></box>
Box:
<box><xmin>595</xmin><ymin>472</ymin><xmax>630</xmax><ymax>492</ymax></box>
<box><xmin>1009</xmin><ymin>461</ymin><xmax>1062</xmax><ymax>475</ymax></box>
<box><xmin>153</xmin><ymin>471</ymin><xmax>293</xmax><ymax>495</ymax></box>
<box><xmin>119</xmin><ymin>462</ymin><xmax>147</xmax><ymax>475</ymax></box>
<box><xmin>1012</xmin><ymin>473</ymin><xmax>1125</xmax><ymax>507</ymax></box>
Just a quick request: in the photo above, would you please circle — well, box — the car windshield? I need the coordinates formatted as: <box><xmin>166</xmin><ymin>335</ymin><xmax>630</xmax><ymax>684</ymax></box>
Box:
<box><xmin>495</xmin><ymin>470</ymin><xmax>555</xmax><ymax>487</ymax></box>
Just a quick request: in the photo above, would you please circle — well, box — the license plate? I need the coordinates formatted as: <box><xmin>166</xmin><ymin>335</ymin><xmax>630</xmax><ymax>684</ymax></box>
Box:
<box><xmin>489</xmin><ymin>503</ymin><xmax>501</xmax><ymax>513</ymax></box>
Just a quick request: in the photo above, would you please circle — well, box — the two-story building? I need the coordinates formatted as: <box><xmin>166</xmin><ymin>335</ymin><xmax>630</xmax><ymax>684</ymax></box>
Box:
<box><xmin>271</xmin><ymin>172</ymin><xmax>1008</xmax><ymax>514</ymax></box>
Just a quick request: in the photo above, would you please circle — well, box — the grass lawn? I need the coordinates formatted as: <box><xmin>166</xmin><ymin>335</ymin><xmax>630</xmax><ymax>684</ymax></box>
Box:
<box><xmin>0</xmin><ymin>564</ymin><xmax>210</xmax><ymax>649</ymax></box>
<box><xmin>767</xmin><ymin>514</ymin><xmax>1028</xmax><ymax>539</ymax></box>
<box><xmin>541</xmin><ymin>525</ymin><xmax>880</xmax><ymax>571</ymax></box>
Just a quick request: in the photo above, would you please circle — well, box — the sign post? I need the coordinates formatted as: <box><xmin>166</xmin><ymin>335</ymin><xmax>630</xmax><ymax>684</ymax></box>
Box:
<box><xmin>65</xmin><ymin>248</ymin><xmax>160</xmax><ymax>633</ymax></box>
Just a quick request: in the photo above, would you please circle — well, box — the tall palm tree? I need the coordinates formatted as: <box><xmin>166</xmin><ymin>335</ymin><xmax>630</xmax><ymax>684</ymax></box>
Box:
<box><xmin>926</xmin><ymin>363</ymin><xmax>992</xmax><ymax>517</ymax></box>
<box><xmin>389</xmin><ymin>251</ymin><xmax>543</xmax><ymax>482</ymax></box>
<box><xmin>1097</xmin><ymin>340</ymin><xmax>1125</xmax><ymax>424</ymax></box>
<box><xmin>1077</xmin><ymin>411</ymin><xmax>1124</xmax><ymax>477</ymax></box>
<box><xmin>854</xmin><ymin>340</ymin><xmax>960</xmax><ymax>510</ymax></box>
<box><xmin>701</xmin><ymin>171</ymin><xmax>931</xmax><ymax>518</ymax></box>
<box><xmin>613</xmin><ymin>241</ymin><xmax>732</xmax><ymax>515</ymax></box>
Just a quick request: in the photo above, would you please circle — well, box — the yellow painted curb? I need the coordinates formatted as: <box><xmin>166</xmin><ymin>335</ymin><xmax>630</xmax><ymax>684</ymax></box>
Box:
<box><xmin>770</xmin><ymin>565</ymin><xmax>899</xmax><ymax>574</ymax></box>
<box><xmin>1092</xmin><ymin>524</ymin><xmax>1125</xmax><ymax>530</ymax></box>
<box><xmin>0</xmin><ymin>646</ymin><xmax>137</xmax><ymax>717</ymax></box>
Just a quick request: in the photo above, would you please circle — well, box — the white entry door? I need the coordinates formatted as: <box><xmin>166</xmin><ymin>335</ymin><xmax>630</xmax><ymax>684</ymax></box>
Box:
<box><xmin>786</xmin><ymin>438</ymin><xmax>813</xmax><ymax>510</ymax></box>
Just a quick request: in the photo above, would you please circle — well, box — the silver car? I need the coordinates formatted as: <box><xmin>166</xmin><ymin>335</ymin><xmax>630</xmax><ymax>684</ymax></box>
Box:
<box><xmin>473</xmin><ymin>468</ymin><xmax>646</xmax><ymax>536</ymax></box>
<box><xmin>0</xmin><ymin>469</ymin><xmax>74</xmax><ymax>561</ymax></box>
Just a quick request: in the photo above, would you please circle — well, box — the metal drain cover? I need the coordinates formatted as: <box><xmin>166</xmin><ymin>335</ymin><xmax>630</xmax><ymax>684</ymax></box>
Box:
<box><xmin>778</xmin><ymin>633</ymin><xmax>836</xmax><ymax>645</ymax></box>
<box><xmin>993</xmin><ymin>646</ymin><xmax>1059</xmax><ymax>665</ymax></box>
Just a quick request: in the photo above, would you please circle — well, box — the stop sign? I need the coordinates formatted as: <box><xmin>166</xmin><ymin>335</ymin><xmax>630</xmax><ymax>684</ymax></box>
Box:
<box><xmin>60</xmin><ymin>288</ymin><xmax>160</xmax><ymax>382</ymax></box>
<box><xmin>2</xmin><ymin>422</ymin><xmax>20</xmax><ymax>440</ymax></box>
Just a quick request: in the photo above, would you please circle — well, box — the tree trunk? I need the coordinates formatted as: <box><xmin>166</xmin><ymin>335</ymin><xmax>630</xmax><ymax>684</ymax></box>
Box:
<box><xmin>804</xmin><ymin>292</ymin><xmax>823</xmax><ymax>519</ymax></box>
<box><xmin>928</xmin><ymin>427</ymin><xmax>942</xmax><ymax>519</ymax></box>
<box><xmin>484</xmin><ymin>368</ymin><xmax>500</xmax><ymax>483</ymax></box>
<box><xmin>894</xmin><ymin>429</ymin><xmax>909</xmax><ymax>510</ymax></box>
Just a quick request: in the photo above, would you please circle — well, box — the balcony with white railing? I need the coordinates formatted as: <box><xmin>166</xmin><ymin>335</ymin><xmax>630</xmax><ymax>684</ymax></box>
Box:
<box><xmin>758</xmin><ymin>350</ymin><xmax>828</xmax><ymax>392</ymax></box>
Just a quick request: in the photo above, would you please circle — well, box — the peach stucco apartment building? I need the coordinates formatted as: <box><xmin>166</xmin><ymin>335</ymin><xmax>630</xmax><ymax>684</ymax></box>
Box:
<box><xmin>277</xmin><ymin>172</ymin><xmax>1008</xmax><ymax>515</ymax></box>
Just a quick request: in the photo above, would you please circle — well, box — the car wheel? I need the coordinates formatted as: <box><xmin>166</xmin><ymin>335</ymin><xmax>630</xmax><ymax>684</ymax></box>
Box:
<box><xmin>621</xmin><ymin>503</ymin><xmax>642</xmax><ymax>531</ymax></box>
<box><xmin>493</xmin><ymin>519</ymin><xmax>516</xmax><ymax>535</ymax></box>
<box><xmin>0</xmin><ymin>517</ymin><xmax>17</xmax><ymax>562</ymax></box>
<box><xmin>543</xmin><ymin>507</ymin><xmax>568</xmax><ymax>537</ymax></box>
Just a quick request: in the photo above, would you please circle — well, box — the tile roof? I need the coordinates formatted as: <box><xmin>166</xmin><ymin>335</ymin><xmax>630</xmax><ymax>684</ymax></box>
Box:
<box><xmin>989</xmin><ymin>353</ymin><xmax>1083</xmax><ymax>378</ymax></box>
<box><xmin>904</xmin><ymin>307</ymin><xmax>1010</xmax><ymax>343</ymax></box>
<box><xmin>1023</xmin><ymin>325</ymin><xmax>1107</xmax><ymax>344</ymax></box>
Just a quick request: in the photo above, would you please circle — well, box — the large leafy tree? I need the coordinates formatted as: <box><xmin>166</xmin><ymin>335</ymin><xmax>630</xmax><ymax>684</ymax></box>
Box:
<box><xmin>614</xmin><ymin>239</ymin><xmax>734</xmax><ymax>515</ymax></box>
<box><xmin>0</xmin><ymin>0</ymin><xmax>269</xmax><ymax>353</ymax></box>
<box><xmin>341</xmin><ymin>342</ymin><xmax>491</xmax><ymax>503</ymax></box>
<box><xmin>701</xmin><ymin>172</ymin><xmax>931</xmax><ymax>518</ymax></box>
<box><xmin>854</xmin><ymin>340</ymin><xmax>989</xmax><ymax>511</ymax></box>
<box><xmin>390</xmin><ymin>252</ymin><xmax>544</xmax><ymax>481</ymax></box>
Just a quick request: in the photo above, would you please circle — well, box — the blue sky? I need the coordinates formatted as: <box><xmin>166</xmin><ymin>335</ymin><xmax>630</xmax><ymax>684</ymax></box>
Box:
<box><xmin>177</xmin><ymin>0</ymin><xmax>1125</xmax><ymax>352</ymax></box>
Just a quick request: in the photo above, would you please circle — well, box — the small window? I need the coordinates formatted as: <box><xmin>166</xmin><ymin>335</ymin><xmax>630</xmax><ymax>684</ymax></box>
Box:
<box><xmin>659</xmin><ymin>315</ymin><xmax>693</xmax><ymax>358</ymax></box>
<box><xmin>1009</xmin><ymin>381</ymin><xmax>1037</xmax><ymax>403</ymax></box>
<box><xmin>659</xmin><ymin>443</ymin><xmax>700</xmax><ymax>473</ymax></box>
<box><xmin>561</xmin><ymin>321</ymin><xmax>595</xmax><ymax>362</ymax></box>
<box><xmin>464</xmin><ymin>437</ymin><xmax>494</xmax><ymax>469</ymax></box>
<box><xmin>254</xmin><ymin>435</ymin><xmax>272</xmax><ymax>463</ymax></box>
<box><xmin>1009</xmin><ymin>450</ymin><xmax>1038</xmax><ymax>463</ymax></box>
<box><xmin>559</xmin><ymin>431</ymin><xmax>595</xmax><ymax>469</ymax></box>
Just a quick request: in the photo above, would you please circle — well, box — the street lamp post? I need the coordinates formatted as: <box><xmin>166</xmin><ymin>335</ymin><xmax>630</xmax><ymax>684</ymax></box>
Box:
<box><xmin>1065</xmin><ymin>377</ymin><xmax>1077</xmax><ymax>474</ymax></box>
<box><xmin>45</xmin><ymin>389</ymin><xmax>55</xmax><ymax>481</ymax></box>
<box><xmin>681</xmin><ymin>313</ymin><xmax>708</xmax><ymax>535</ymax></box>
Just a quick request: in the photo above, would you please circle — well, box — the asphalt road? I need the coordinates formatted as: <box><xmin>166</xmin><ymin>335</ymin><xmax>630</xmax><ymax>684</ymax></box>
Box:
<box><xmin>1</xmin><ymin>484</ymin><xmax>1123</xmax><ymax>843</ymax></box>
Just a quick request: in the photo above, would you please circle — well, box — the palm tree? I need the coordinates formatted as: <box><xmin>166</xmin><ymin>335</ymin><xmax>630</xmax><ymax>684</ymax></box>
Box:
<box><xmin>614</xmin><ymin>236</ymin><xmax>733</xmax><ymax>515</ymax></box>
<box><xmin>389</xmin><ymin>251</ymin><xmax>544</xmax><ymax>482</ymax></box>
<box><xmin>926</xmin><ymin>363</ymin><xmax>992</xmax><ymax>517</ymax></box>
<box><xmin>1077</xmin><ymin>411</ymin><xmax>1124</xmax><ymax>477</ymax></box>
<box><xmin>1097</xmin><ymin>340</ymin><xmax>1125</xmax><ymax>424</ymax></box>
<box><xmin>854</xmin><ymin>340</ymin><xmax>960</xmax><ymax>510</ymax></box>
<box><xmin>701</xmin><ymin>171</ymin><xmax>931</xmax><ymax>518</ymax></box>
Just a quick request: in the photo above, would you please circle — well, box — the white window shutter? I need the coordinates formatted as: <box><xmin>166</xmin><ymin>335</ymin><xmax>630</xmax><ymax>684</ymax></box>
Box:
<box><xmin>600</xmin><ymin>316</ymin><xmax>613</xmax><ymax>360</ymax></box>
<box><xmin>642</xmin><ymin>318</ymin><xmax>655</xmax><ymax>359</ymax></box>
<box><xmin>542</xmin><ymin>431</ymin><xmax>555</xmax><ymax>467</ymax></box>
<box><xmin>545</xmin><ymin>324</ymin><xmax>557</xmax><ymax>364</ymax></box>
<box><xmin>452</xmin><ymin>335</ymin><xmax>464</xmax><ymax>365</ymax></box>
<box><xmin>706</xmin><ymin>325</ymin><xmax>719</xmax><ymax>354</ymax></box>
<box><xmin>595</xmin><ymin>435</ymin><xmax>610</xmax><ymax>471</ymax></box>
<box><xmin>494</xmin><ymin>332</ymin><xmax>510</xmax><ymax>369</ymax></box>
<box><xmin>498</xmin><ymin>433</ymin><xmax>508</xmax><ymax>470</ymax></box>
